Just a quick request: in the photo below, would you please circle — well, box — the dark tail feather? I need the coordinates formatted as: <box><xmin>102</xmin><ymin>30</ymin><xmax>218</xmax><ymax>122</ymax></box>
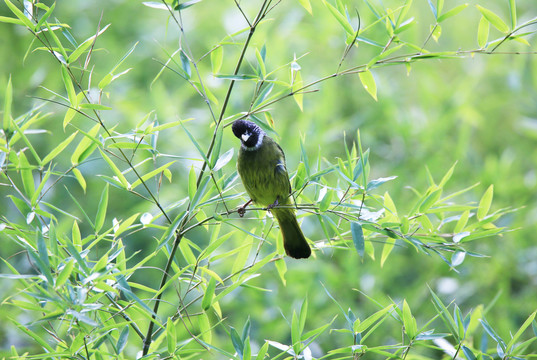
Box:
<box><xmin>273</xmin><ymin>209</ymin><xmax>311</xmax><ymax>259</ymax></box>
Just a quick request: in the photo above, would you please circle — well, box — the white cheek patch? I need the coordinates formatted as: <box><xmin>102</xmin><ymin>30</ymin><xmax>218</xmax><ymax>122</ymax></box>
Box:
<box><xmin>242</xmin><ymin>132</ymin><xmax>250</xmax><ymax>142</ymax></box>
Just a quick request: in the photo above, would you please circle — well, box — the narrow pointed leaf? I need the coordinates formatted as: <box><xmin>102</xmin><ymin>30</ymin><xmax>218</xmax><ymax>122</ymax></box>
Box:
<box><xmin>358</xmin><ymin>70</ymin><xmax>378</xmax><ymax>101</ymax></box>
<box><xmin>476</xmin><ymin>5</ymin><xmax>509</xmax><ymax>33</ymax></box>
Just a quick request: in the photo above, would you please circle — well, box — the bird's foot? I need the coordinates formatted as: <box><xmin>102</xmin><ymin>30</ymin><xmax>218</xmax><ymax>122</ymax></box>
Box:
<box><xmin>238</xmin><ymin>199</ymin><xmax>252</xmax><ymax>217</ymax></box>
<box><xmin>267</xmin><ymin>198</ymin><xmax>279</xmax><ymax>210</ymax></box>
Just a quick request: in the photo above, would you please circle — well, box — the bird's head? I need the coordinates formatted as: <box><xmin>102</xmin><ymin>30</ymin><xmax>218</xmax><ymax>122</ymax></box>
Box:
<box><xmin>232</xmin><ymin>120</ymin><xmax>265</xmax><ymax>150</ymax></box>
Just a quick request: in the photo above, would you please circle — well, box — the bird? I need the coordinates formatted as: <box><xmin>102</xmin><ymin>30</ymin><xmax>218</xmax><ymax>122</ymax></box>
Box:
<box><xmin>231</xmin><ymin>119</ymin><xmax>311</xmax><ymax>259</ymax></box>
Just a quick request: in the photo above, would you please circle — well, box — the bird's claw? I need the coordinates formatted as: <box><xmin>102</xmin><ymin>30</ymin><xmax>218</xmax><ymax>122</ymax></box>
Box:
<box><xmin>267</xmin><ymin>198</ymin><xmax>279</xmax><ymax>210</ymax></box>
<box><xmin>238</xmin><ymin>199</ymin><xmax>252</xmax><ymax>217</ymax></box>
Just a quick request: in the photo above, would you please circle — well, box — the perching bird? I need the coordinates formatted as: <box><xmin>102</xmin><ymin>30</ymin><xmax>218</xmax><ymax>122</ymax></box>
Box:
<box><xmin>231</xmin><ymin>119</ymin><xmax>311</xmax><ymax>259</ymax></box>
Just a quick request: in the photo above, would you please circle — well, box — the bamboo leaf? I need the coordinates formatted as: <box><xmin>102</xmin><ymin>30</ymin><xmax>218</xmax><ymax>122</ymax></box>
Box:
<box><xmin>72</xmin><ymin>167</ymin><xmax>86</xmax><ymax>192</ymax></box>
<box><xmin>354</xmin><ymin>304</ymin><xmax>394</xmax><ymax>333</ymax></box>
<box><xmin>477</xmin><ymin>16</ymin><xmax>490</xmax><ymax>48</ymax></box>
<box><xmin>99</xmin><ymin>149</ymin><xmax>129</xmax><ymax>189</ymax></box>
<box><xmin>42</xmin><ymin>131</ymin><xmax>78</xmax><ymax>165</ymax></box>
<box><xmin>3</xmin><ymin>75</ymin><xmax>12</xmax><ymax>133</ymax></box>
<box><xmin>476</xmin><ymin>5</ymin><xmax>509</xmax><ymax>33</ymax></box>
<box><xmin>130</xmin><ymin>161</ymin><xmax>176</xmax><ymax>189</ymax></box>
<box><xmin>4</xmin><ymin>0</ymin><xmax>35</xmax><ymax>30</ymax></box>
<box><xmin>201</xmin><ymin>276</ymin><xmax>217</xmax><ymax>311</ymax></box>
<box><xmin>19</xmin><ymin>152</ymin><xmax>35</xmax><ymax>199</ymax></box>
<box><xmin>323</xmin><ymin>0</ymin><xmax>355</xmax><ymax>35</ymax></box>
<box><xmin>298</xmin><ymin>0</ymin><xmax>313</xmax><ymax>15</ymax></box>
<box><xmin>402</xmin><ymin>300</ymin><xmax>417</xmax><ymax>339</ymax></box>
<box><xmin>358</xmin><ymin>70</ymin><xmax>378</xmax><ymax>101</ymax></box>
<box><xmin>508</xmin><ymin>0</ymin><xmax>516</xmax><ymax>29</ymax></box>
<box><xmin>351</xmin><ymin>222</ymin><xmax>365</xmax><ymax>258</ymax></box>
<box><xmin>210</xmin><ymin>45</ymin><xmax>223</xmax><ymax>74</ymax></box>
<box><xmin>437</xmin><ymin>4</ymin><xmax>468</xmax><ymax>23</ymax></box>
<box><xmin>95</xmin><ymin>183</ymin><xmax>109</xmax><ymax>232</ymax></box>
<box><xmin>477</xmin><ymin>185</ymin><xmax>493</xmax><ymax>221</ymax></box>
<box><xmin>61</xmin><ymin>65</ymin><xmax>78</xmax><ymax>108</ymax></box>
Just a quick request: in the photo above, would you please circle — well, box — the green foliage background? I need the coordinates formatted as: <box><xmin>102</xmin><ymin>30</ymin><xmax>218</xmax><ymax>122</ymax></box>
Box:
<box><xmin>1</xmin><ymin>0</ymin><xmax>536</xmax><ymax>359</ymax></box>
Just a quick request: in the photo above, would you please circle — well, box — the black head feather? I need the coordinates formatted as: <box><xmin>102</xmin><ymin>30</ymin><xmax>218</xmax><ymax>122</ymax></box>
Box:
<box><xmin>232</xmin><ymin>120</ymin><xmax>265</xmax><ymax>149</ymax></box>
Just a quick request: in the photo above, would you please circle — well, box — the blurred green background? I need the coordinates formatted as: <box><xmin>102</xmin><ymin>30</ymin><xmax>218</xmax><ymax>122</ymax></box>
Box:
<box><xmin>1</xmin><ymin>0</ymin><xmax>536</xmax><ymax>357</ymax></box>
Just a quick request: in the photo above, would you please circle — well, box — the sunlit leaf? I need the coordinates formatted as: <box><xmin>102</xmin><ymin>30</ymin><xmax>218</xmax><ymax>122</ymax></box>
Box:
<box><xmin>437</xmin><ymin>4</ymin><xmax>468</xmax><ymax>23</ymax></box>
<box><xmin>477</xmin><ymin>185</ymin><xmax>493</xmax><ymax>221</ymax></box>
<box><xmin>210</xmin><ymin>45</ymin><xmax>223</xmax><ymax>74</ymax></box>
<box><xmin>476</xmin><ymin>5</ymin><xmax>509</xmax><ymax>33</ymax></box>
<box><xmin>358</xmin><ymin>70</ymin><xmax>378</xmax><ymax>101</ymax></box>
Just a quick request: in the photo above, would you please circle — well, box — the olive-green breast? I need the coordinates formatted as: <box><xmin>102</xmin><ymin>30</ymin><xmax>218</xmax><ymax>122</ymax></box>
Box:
<box><xmin>237</xmin><ymin>136</ymin><xmax>292</xmax><ymax>207</ymax></box>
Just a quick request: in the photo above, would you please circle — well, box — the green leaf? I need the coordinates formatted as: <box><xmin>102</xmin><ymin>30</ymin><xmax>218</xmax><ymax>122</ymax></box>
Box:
<box><xmin>130</xmin><ymin>161</ymin><xmax>176</xmax><ymax>190</ymax></box>
<box><xmin>116</xmin><ymin>326</ymin><xmax>129</xmax><ymax>354</ymax></box>
<box><xmin>142</xmin><ymin>1</ymin><xmax>169</xmax><ymax>10</ymax></box>
<box><xmin>462</xmin><ymin>345</ymin><xmax>476</xmax><ymax>360</ymax></box>
<box><xmin>166</xmin><ymin>318</ymin><xmax>176</xmax><ymax>354</ymax></box>
<box><xmin>0</xmin><ymin>16</ymin><xmax>24</xmax><ymax>26</ymax></box>
<box><xmin>299</xmin><ymin>298</ymin><xmax>308</xmax><ymax>336</ymax></box>
<box><xmin>322</xmin><ymin>0</ymin><xmax>355</xmax><ymax>36</ymax></box>
<box><xmin>95</xmin><ymin>183</ymin><xmax>109</xmax><ymax>233</ymax></box>
<box><xmin>3</xmin><ymin>75</ymin><xmax>12</xmax><ymax>133</ymax></box>
<box><xmin>298</xmin><ymin>0</ymin><xmax>313</xmax><ymax>15</ymax></box>
<box><xmin>210</xmin><ymin>45</ymin><xmax>223</xmax><ymax>74</ymax></box>
<box><xmin>18</xmin><ymin>152</ymin><xmax>35</xmax><ymax>199</ymax></box>
<box><xmin>354</xmin><ymin>304</ymin><xmax>394</xmax><ymax>333</ymax></box>
<box><xmin>291</xmin><ymin>311</ymin><xmax>300</xmax><ymax>354</ymax></box>
<box><xmin>350</xmin><ymin>222</ymin><xmax>364</xmax><ymax>258</ymax></box>
<box><xmin>367</xmin><ymin>176</ymin><xmax>397</xmax><ymax>191</ymax></box>
<box><xmin>180</xmin><ymin>121</ymin><xmax>210</xmax><ymax>164</ymax></box>
<box><xmin>71</xmin><ymin>124</ymin><xmax>100</xmax><ymax>165</ymax></box>
<box><xmin>214</xmin><ymin>74</ymin><xmax>257</xmax><ymax>80</ymax></box>
<box><xmin>431</xmin><ymin>24</ymin><xmax>441</xmax><ymax>42</ymax></box>
<box><xmin>380</xmin><ymin>237</ymin><xmax>395</xmax><ymax>267</ymax></box>
<box><xmin>358</xmin><ymin>70</ymin><xmax>378</xmax><ymax>101</ymax></box>
<box><xmin>479</xmin><ymin>318</ymin><xmax>506</xmax><ymax>350</ymax></box>
<box><xmin>190</xmin><ymin>174</ymin><xmax>211</xmax><ymax>210</ymax></box>
<box><xmin>176</xmin><ymin>0</ymin><xmax>202</xmax><ymax>10</ymax></box>
<box><xmin>275</xmin><ymin>257</ymin><xmax>287</xmax><ymax>286</ymax></box>
<box><xmin>454</xmin><ymin>211</ymin><xmax>470</xmax><ymax>234</ymax></box>
<box><xmin>506</xmin><ymin>310</ymin><xmax>536</xmax><ymax>352</ymax></box>
<box><xmin>437</xmin><ymin>4</ymin><xmax>468</xmax><ymax>23</ymax></box>
<box><xmin>67</xmin><ymin>24</ymin><xmax>110</xmax><ymax>63</ymax></box>
<box><xmin>61</xmin><ymin>65</ymin><xmax>78</xmax><ymax>108</ymax></box>
<box><xmin>427</xmin><ymin>0</ymin><xmax>437</xmax><ymax>19</ymax></box>
<box><xmin>319</xmin><ymin>188</ymin><xmax>333</xmax><ymax>212</ymax></box>
<box><xmin>72</xmin><ymin>168</ymin><xmax>86</xmax><ymax>192</ymax></box>
<box><xmin>114</xmin><ymin>213</ymin><xmax>139</xmax><ymax>238</ymax></box>
<box><xmin>98</xmin><ymin>42</ymin><xmax>138</xmax><ymax>89</ymax></box>
<box><xmin>230</xmin><ymin>327</ymin><xmax>243</xmax><ymax>358</ymax></box>
<box><xmin>99</xmin><ymin>149</ymin><xmax>129</xmax><ymax>189</ymax></box>
<box><xmin>42</xmin><ymin>131</ymin><xmax>78</xmax><ymax>166</ymax></box>
<box><xmin>4</xmin><ymin>0</ymin><xmax>35</xmax><ymax>30</ymax></box>
<box><xmin>179</xmin><ymin>49</ymin><xmax>191</xmax><ymax>78</ymax></box>
<box><xmin>476</xmin><ymin>5</ymin><xmax>509</xmax><ymax>33</ymax></box>
<box><xmin>213</xmin><ymin>148</ymin><xmax>233</xmax><ymax>172</ymax></box>
<box><xmin>477</xmin><ymin>185</ymin><xmax>493</xmax><ymax>220</ymax></box>
<box><xmin>292</xmin><ymin>68</ymin><xmax>303</xmax><ymax>111</ymax></box>
<box><xmin>201</xmin><ymin>276</ymin><xmax>217</xmax><ymax>311</ymax></box>
<box><xmin>419</xmin><ymin>188</ymin><xmax>442</xmax><ymax>213</ymax></box>
<box><xmin>255</xmin><ymin>47</ymin><xmax>266</xmax><ymax>78</ymax></box>
<box><xmin>477</xmin><ymin>16</ymin><xmax>490</xmax><ymax>48</ymax></box>
<box><xmin>188</xmin><ymin>166</ymin><xmax>196</xmax><ymax>201</ymax></box>
<box><xmin>395</xmin><ymin>0</ymin><xmax>413</xmax><ymax>28</ymax></box>
<box><xmin>55</xmin><ymin>259</ymin><xmax>74</xmax><ymax>288</ymax></box>
<box><xmin>79</xmin><ymin>103</ymin><xmax>112</xmax><ymax>110</ymax></box>
<box><xmin>402</xmin><ymin>299</ymin><xmax>417</xmax><ymax>339</ymax></box>
<box><xmin>508</xmin><ymin>0</ymin><xmax>516</xmax><ymax>29</ymax></box>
